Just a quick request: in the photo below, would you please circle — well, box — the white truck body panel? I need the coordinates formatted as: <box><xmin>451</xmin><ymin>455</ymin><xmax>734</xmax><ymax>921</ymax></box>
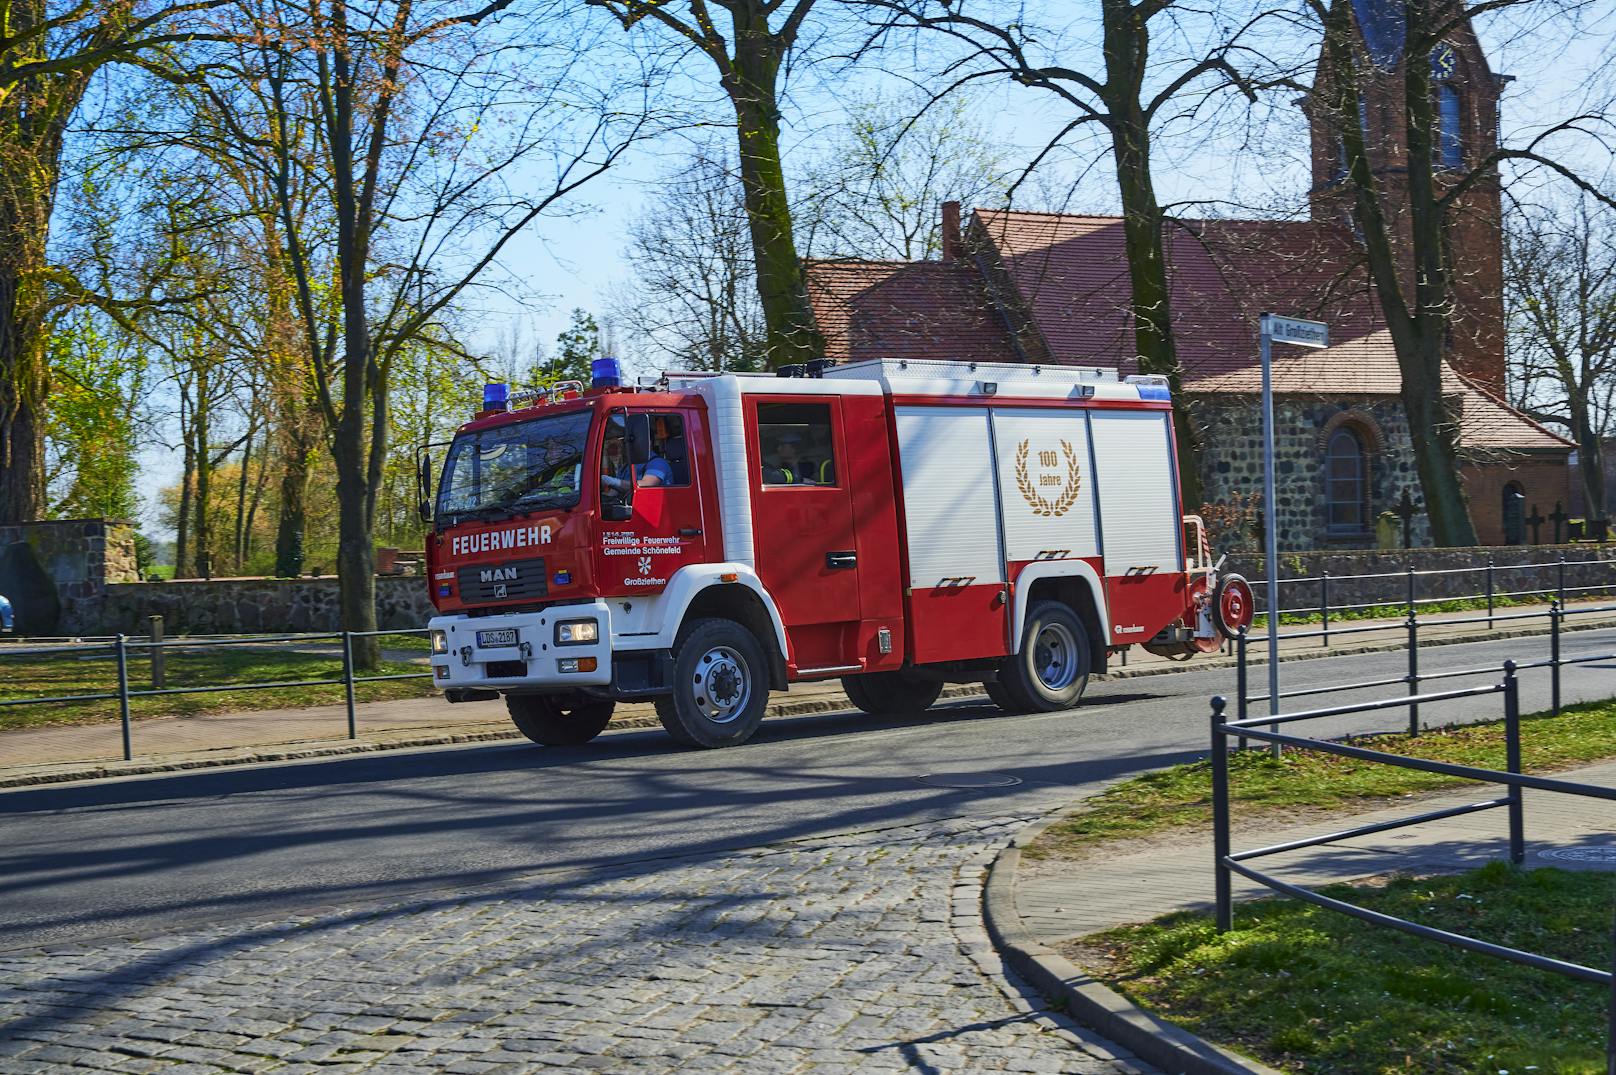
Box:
<box><xmin>892</xmin><ymin>406</ymin><xmax>1007</xmax><ymax>590</ymax></box>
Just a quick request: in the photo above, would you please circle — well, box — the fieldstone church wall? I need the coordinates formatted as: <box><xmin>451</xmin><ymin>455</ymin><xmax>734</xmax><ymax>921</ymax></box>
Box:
<box><xmin>1193</xmin><ymin>397</ymin><xmax>1430</xmax><ymax>550</ymax></box>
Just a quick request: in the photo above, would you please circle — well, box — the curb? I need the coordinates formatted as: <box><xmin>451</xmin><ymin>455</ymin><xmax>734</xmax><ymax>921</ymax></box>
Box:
<box><xmin>4</xmin><ymin>616</ymin><xmax>1608</xmax><ymax>791</ymax></box>
<box><xmin>980</xmin><ymin>814</ymin><xmax>1283</xmax><ymax>1075</ymax></box>
<box><xmin>0</xmin><ymin>683</ymin><xmax>990</xmax><ymax>790</ymax></box>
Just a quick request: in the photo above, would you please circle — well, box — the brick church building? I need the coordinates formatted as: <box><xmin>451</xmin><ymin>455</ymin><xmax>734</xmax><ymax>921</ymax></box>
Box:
<box><xmin>803</xmin><ymin>2</ymin><xmax>1572</xmax><ymax>550</ymax></box>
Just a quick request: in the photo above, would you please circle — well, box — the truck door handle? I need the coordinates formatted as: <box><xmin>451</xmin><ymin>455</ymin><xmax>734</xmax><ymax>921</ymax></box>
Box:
<box><xmin>679</xmin><ymin>528</ymin><xmax>702</xmax><ymax>536</ymax></box>
<box><xmin>826</xmin><ymin>551</ymin><xmax>857</xmax><ymax>570</ymax></box>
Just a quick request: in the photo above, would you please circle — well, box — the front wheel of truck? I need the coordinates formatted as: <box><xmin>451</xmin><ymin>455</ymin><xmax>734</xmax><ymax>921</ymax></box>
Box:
<box><xmin>507</xmin><ymin>693</ymin><xmax>615</xmax><ymax>746</ymax></box>
<box><xmin>655</xmin><ymin>618</ymin><xmax>769</xmax><ymax>749</ymax></box>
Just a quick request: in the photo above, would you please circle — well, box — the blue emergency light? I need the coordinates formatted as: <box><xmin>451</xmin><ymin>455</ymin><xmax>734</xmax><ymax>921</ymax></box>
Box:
<box><xmin>483</xmin><ymin>383</ymin><xmax>509</xmax><ymax>411</ymax></box>
<box><xmin>591</xmin><ymin>356</ymin><xmax>622</xmax><ymax>389</ymax></box>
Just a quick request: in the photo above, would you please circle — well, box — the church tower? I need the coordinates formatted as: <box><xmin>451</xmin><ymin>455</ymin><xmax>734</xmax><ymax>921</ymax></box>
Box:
<box><xmin>1307</xmin><ymin>0</ymin><xmax>1509</xmax><ymax>394</ymax></box>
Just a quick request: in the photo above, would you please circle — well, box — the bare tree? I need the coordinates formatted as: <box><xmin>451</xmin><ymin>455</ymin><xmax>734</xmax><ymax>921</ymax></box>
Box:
<box><xmin>859</xmin><ymin>0</ymin><xmax>1268</xmax><ymax>507</ymax></box>
<box><xmin>1506</xmin><ymin>191</ymin><xmax>1616</xmax><ymax>521</ymax></box>
<box><xmin>613</xmin><ymin>148</ymin><xmax>767</xmax><ymax>372</ymax></box>
<box><xmin>173</xmin><ymin>0</ymin><xmax>657</xmax><ymax>665</ymax></box>
<box><xmin>797</xmin><ymin>93</ymin><xmax>1010</xmax><ymax>261</ymax></box>
<box><xmin>1307</xmin><ymin>0</ymin><xmax>1616</xmax><ymax>545</ymax></box>
<box><xmin>587</xmin><ymin>0</ymin><xmax>828</xmax><ymax>367</ymax></box>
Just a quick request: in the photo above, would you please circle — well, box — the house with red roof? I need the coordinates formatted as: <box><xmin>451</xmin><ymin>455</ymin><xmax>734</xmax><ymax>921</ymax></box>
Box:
<box><xmin>803</xmin><ymin>7</ymin><xmax>1572</xmax><ymax>551</ymax></box>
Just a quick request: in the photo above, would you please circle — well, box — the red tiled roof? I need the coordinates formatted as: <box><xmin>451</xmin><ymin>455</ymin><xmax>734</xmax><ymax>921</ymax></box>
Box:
<box><xmin>804</xmin><ymin>259</ymin><xmax>1021</xmax><ymax>364</ymax></box>
<box><xmin>972</xmin><ymin>209</ymin><xmax>1387</xmax><ymax>386</ymax></box>
<box><xmin>1447</xmin><ymin>373</ymin><xmax>1576</xmax><ymax>452</ymax></box>
<box><xmin>802</xmin><ymin>210</ymin><xmax>1570</xmax><ymax>454</ymax></box>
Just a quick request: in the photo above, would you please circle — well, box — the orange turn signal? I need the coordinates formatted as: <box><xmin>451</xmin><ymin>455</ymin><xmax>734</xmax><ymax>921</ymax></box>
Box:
<box><xmin>719</xmin><ymin>572</ymin><xmax>738</xmax><ymax>583</ymax></box>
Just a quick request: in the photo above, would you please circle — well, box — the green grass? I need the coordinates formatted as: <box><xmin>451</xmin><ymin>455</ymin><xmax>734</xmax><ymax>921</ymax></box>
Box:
<box><xmin>1026</xmin><ymin>698</ymin><xmax>1616</xmax><ymax>861</ymax></box>
<box><xmin>1085</xmin><ymin>863</ymin><xmax>1613</xmax><ymax>1073</ymax></box>
<box><xmin>0</xmin><ymin>646</ymin><xmax>435</xmax><ymax>731</ymax></box>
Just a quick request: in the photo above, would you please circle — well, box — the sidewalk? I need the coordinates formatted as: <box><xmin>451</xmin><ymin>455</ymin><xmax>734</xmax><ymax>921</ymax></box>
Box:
<box><xmin>991</xmin><ymin>759</ymin><xmax>1616</xmax><ymax>1072</ymax></box>
<box><xmin>2</xmin><ymin>599</ymin><xmax>1610</xmax><ymax>788</ymax></box>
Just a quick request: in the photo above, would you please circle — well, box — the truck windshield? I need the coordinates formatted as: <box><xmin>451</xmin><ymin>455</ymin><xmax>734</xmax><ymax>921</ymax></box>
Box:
<box><xmin>436</xmin><ymin>409</ymin><xmax>592</xmax><ymax>525</ymax></box>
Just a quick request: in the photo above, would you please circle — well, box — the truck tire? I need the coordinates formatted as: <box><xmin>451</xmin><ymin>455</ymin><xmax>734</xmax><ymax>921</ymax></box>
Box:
<box><xmin>840</xmin><ymin>671</ymin><xmax>943</xmax><ymax>716</ymax></box>
<box><xmin>506</xmin><ymin>693</ymin><xmax>615</xmax><ymax>746</ymax></box>
<box><xmin>999</xmin><ymin>600</ymin><xmax>1091</xmax><ymax>712</ymax></box>
<box><xmin>654</xmin><ymin>618</ymin><xmax>769</xmax><ymax>749</ymax></box>
<box><xmin>982</xmin><ymin>680</ymin><xmax>1028</xmax><ymax>714</ymax></box>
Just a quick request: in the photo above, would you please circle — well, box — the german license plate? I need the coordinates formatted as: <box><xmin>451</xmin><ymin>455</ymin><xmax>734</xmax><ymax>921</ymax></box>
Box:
<box><xmin>476</xmin><ymin>628</ymin><xmax>518</xmax><ymax>648</ymax></box>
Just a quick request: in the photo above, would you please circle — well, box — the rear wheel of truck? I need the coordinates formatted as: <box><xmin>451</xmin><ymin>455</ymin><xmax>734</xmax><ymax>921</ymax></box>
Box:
<box><xmin>841</xmin><ymin>671</ymin><xmax>943</xmax><ymax>716</ymax></box>
<box><xmin>998</xmin><ymin>600</ymin><xmax>1091</xmax><ymax>713</ymax></box>
<box><xmin>655</xmin><ymin>618</ymin><xmax>769</xmax><ymax>749</ymax></box>
<box><xmin>506</xmin><ymin>693</ymin><xmax>615</xmax><ymax>746</ymax></box>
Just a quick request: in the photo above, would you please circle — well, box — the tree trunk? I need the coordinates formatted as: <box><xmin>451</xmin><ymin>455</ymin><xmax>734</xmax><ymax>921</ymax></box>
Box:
<box><xmin>1574</xmin><ymin>411</ymin><xmax>1606</xmax><ymax>523</ymax></box>
<box><xmin>1102</xmin><ymin>0</ymin><xmax>1203</xmax><ymax>510</ymax></box>
<box><xmin>0</xmin><ymin>242</ymin><xmax>50</xmax><ymax>528</ymax></box>
<box><xmin>234</xmin><ymin>420</ymin><xmax>253</xmax><ymax>569</ymax></box>
<box><xmin>1322</xmin><ymin>0</ymin><xmax>1476</xmax><ymax>545</ymax></box>
<box><xmin>333</xmin><ymin>430</ymin><xmax>379</xmax><ymax>669</ymax></box>
<box><xmin>273</xmin><ymin>422</ymin><xmax>312</xmax><ymax>577</ymax></box>
<box><xmin>192</xmin><ymin>370</ymin><xmax>213</xmax><ymax>579</ymax></box>
<box><xmin>727</xmin><ymin>20</ymin><xmax>822</xmax><ymax>368</ymax></box>
<box><xmin>175</xmin><ymin>391</ymin><xmax>193</xmax><ymax>580</ymax></box>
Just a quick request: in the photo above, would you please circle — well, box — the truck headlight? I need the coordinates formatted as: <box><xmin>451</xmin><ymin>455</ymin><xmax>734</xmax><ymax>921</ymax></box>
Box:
<box><xmin>431</xmin><ymin>630</ymin><xmax>448</xmax><ymax>654</ymax></box>
<box><xmin>556</xmin><ymin>619</ymin><xmax>598</xmax><ymax>645</ymax></box>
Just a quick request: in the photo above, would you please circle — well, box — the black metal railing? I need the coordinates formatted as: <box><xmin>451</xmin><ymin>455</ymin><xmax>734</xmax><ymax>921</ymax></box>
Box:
<box><xmin>1236</xmin><ymin>599</ymin><xmax>1616</xmax><ymax>744</ymax></box>
<box><xmin>1210</xmin><ymin>661</ymin><xmax>1616</xmax><ymax>1070</ymax></box>
<box><xmin>1250</xmin><ymin>553</ymin><xmax>1616</xmax><ymax>644</ymax></box>
<box><xmin>0</xmin><ymin>628</ymin><xmax>431</xmax><ymax>762</ymax></box>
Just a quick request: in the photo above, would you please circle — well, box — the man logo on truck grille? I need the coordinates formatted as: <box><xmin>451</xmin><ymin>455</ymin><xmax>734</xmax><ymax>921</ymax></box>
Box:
<box><xmin>1015</xmin><ymin>440</ymin><xmax>1083</xmax><ymax>517</ymax></box>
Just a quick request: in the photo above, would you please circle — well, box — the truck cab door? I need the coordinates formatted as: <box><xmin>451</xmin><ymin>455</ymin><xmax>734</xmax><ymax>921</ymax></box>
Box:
<box><xmin>744</xmin><ymin>396</ymin><xmax>863</xmax><ymax>675</ymax></box>
<box><xmin>595</xmin><ymin>408</ymin><xmax>712</xmax><ymax>595</ymax></box>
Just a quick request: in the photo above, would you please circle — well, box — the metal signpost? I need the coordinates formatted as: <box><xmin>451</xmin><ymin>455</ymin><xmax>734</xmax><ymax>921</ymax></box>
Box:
<box><xmin>1259</xmin><ymin>313</ymin><xmax>1329</xmax><ymax>754</ymax></box>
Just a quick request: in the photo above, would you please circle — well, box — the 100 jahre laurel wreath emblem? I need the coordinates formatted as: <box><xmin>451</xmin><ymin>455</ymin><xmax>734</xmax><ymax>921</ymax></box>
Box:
<box><xmin>1014</xmin><ymin>440</ymin><xmax>1082</xmax><ymax>517</ymax></box>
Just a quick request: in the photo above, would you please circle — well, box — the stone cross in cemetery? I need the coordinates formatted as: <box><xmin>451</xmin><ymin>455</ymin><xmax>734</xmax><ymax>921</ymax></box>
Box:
<box><xmin>1394</xmin><ymin>488</ymin><xmax>1421</xmax><ymax>549</ymax></box>
<box><xmin>1526</xmin><ymin>504</ymin><xmax>1546</xmax><ymax>545</ymax></box>
<box><xmin>1550</xmin><ymin>500</ymin><xmax>1569</xmax><ymax>544</ymax></box>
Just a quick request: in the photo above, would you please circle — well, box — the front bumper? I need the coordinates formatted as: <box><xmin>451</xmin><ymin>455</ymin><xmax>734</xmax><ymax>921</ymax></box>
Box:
<box><xmin>429</xmin><ymin>603</ymin><xmax>612</xmax><ymax>692</ymax></box>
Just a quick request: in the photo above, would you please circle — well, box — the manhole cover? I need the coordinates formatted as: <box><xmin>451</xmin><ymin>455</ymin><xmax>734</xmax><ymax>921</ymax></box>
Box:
<box><xmin>916</xmin><ymin>772</ymin><xmax>1022</xmax><ymax>789</ymax></box>
<box><xmin>1538</xmin><ymin>846</ymin><xmax>1616</xmax><ymax>863</ymax></box>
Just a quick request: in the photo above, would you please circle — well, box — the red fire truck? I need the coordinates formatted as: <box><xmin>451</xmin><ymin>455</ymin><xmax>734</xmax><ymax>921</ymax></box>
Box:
<box><xmin>422</xmin><ymin>358</ymin><xmax>1252</xmax><ymax>749</ymax></box>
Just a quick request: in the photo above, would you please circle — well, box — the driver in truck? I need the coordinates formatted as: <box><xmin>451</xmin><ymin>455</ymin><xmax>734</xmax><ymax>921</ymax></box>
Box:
<box><xmin>600</xmin><ymin>423</ymin><xmax>671</xmax><ymax>494</ymax></box>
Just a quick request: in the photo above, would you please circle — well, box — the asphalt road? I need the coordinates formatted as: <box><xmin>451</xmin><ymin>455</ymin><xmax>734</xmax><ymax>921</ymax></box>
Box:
<box><xmin>1</xmin><ymin>627</ymin><xmax>1612</xmax><ymax>952</ymax></box>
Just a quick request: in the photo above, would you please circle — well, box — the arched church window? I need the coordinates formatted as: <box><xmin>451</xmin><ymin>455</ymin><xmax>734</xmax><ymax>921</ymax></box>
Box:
<box><xmin>1326</xmin><ymin>428</ymin><xmax>1368</xmax><ymax>534</ymax></box>
<box><xmin>1437</xmin><ymin>84</ymin><xmax>1463</xmax><ymax>169</ymax></box>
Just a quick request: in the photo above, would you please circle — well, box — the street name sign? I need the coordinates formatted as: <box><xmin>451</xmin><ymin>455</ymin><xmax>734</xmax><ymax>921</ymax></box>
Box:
<box><xmin>1262</xmin><ymin>314</ymin><xmax>1329</xmax><ymax>349</ymax></box>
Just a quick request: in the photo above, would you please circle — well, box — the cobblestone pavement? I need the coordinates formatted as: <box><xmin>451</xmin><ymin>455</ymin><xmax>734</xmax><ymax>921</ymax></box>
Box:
<box><xmin>0</xmin><ymin>816</ymin><xmax>1150</xmax><ymax>1074</ymax></box>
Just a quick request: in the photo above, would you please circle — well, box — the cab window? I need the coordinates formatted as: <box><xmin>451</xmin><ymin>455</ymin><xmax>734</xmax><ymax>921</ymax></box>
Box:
<box><xmin>600</xmin><ymin>412</ymin><xmax>690</xmax><ymax>498</ymax></box>
<box><xmin>756</xmin><ymin>403</ymin><xmax>837</xmax><ymax>487</ymax></box>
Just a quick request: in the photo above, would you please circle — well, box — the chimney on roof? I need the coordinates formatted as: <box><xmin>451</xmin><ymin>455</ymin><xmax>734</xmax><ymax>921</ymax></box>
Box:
<box><xmin>940</xmin><ymin>201</ymin><xmax>961</xmax><ymax>261</ymax></box>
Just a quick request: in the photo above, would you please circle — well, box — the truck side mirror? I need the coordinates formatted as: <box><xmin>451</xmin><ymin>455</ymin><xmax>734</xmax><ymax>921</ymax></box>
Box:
<box><xmin>416</xmin><ymin>452</ymin><xmax>432</xmax><ymax>523</ymax></box>
<box><xmin>625</xmin><ymin>412</ymin><xmax>652</xmax><ymax>466</ymax></box>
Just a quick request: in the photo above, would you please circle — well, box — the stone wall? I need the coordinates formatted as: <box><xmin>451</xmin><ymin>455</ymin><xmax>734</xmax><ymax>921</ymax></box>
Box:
<box><xmin>97</xmin><ymin>577</ymin><xmax>437</xmax><ymax>636</ymax></box>
<box><xmin>1225</xmin><ymin>544</ymin><xmax>1616</xmax><ymax>613</ymax></box>
<box><xmin>0</xmin><ymin>519</ymin><xmax>139</xmax><ymax>633</ymax></box>
<box><xmin>1193</xmin><ymin>396</ymin><xmax>1430</xmax><ymax>551</ymax></box>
